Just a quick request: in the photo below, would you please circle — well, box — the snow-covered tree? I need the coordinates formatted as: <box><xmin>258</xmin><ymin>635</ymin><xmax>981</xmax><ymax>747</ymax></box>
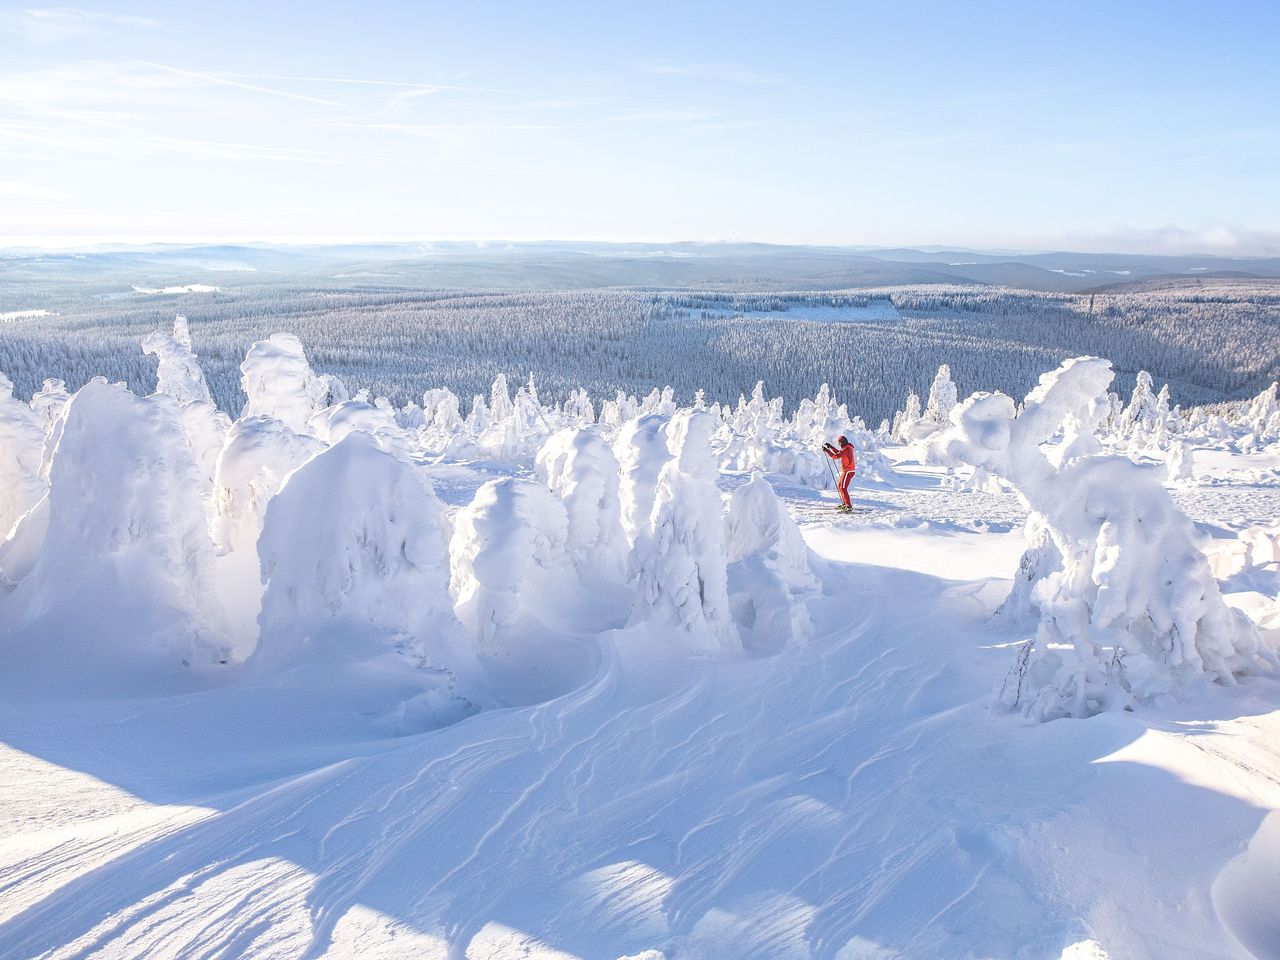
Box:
<box><xmin>239</xmin><ymin>333</ymin><xmax>329</xmax><ymax>434</ymax></box>
<box><xmin>310</xmin><ymin>398</ymin><xmax>401</xmax><ymax>449</ymax></box>
<box><xmin>936</xmin><ymin>357</ymin><xmax>1273</xmax><ymax>720</ymax></box>
<box><xmin>891</xmin><ymin>389</ymin><xmax>923</xmax><ymax>443</ymax></box>
<box><xmin>924</xmin><ymin>363</ymin><xmax>958</xmax><ymax>426</ymax></box>
<box><xmin>255</xmin><ymin>431</ymin><xmax>478</xmax><ymax>729</ymax></box>
<box><xmin>143</xmin><ymin>316</ymin><xmax>231</xmax><ymax>495</ymax></box>
<box><xmin>1116</xmin><ymin>370</ymin><xmax>1160</xmax><ymax>445</ymax></box>
<box><xmin>1167</xmin><ymin>440</ymin><xmax>1195</xmax><ymax>483</ymax></box>
<box><xmin>536</xmin><ymin>427</ymin><xmax>627</xmax><ymax>582</ymax></box>
<box><xmin>630</xmin><ymin>410</ymin><xmax>739</xmax><ymax>652</ymax></box>
<box><xmin>450</xmin><ymin>477</ymin><xmax>569</xmax><ymax>657</ymax></box>
<box><xmin>995</xmin><ymin>513</ymin><xmax>1060</xmax><ymax>626</ymax></box>
<box><xmin>466</xmin><ymin>394</ymin><xmax>490</xmax><ymax>436</ymax></box>
<box><xmin>29</xmin><ymin>378</ymin><xmax>69</xmax><ymax>434</ymax></box>
<box><xmin>562</xmin><ymin>387</ymin><xmax>596</xmax><ymax>427</ymax></box>
<box><xmin>614</xmin><ymin>414</ymin><xmax>671</xmax><ymax>546</ymax></box>
<box><xmin>0</xmin><ymin>379</ymin><xmax>229</xmax><ymax>690</ymax></box>
<box><xmin>0</xmin><ymin>372</ymin><xmax>46</xmax><ymax>538</ymax></box>
<box><xmin>489</xmin><ymin>373</ymin><xmax>513</xmax><ymax>423</ymax></box>
<box><xmin>142</xmin><ymin>316</ymin><xmax>215</xmax><ymax>407</ymax></box>
<box><xmin>211</xmin><ymin>416</ymin><xmax>324</xmax><ymax>555</ymax></box>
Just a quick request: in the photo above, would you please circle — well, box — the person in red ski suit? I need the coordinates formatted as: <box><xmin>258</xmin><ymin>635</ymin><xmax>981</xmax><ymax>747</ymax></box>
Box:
<box><xmin>823</xmin><ymin>435</ymin><xmax>857</xmax><ymax>509</ymax></box>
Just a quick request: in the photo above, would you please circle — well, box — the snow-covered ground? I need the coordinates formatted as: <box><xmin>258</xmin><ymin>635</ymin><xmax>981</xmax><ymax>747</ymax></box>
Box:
<box><xmin>132</xmin><ymin>284</ymin><xmax>221</xmax><ymax>295</ymax></box>
<box><xmin>712</xmin><ymin>301</ymin><xmax>902</xmax><ymax>324</ymax></box>
<box><xmin>2</xmin><ymin>489</ymin><xmax>1278</xmax><ymax>959</ymax></box>
<box><xmin>1</xmin><ymin>327</ymin><xmax>1279</xmax><ymax>960</ymax></box>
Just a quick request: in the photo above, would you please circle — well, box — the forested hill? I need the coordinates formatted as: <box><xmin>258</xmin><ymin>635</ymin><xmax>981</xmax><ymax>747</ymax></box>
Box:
<box><xmin>2</xmin><ymin>279</ymin><xmax>1276</xmax><ymax>427</ymax></box>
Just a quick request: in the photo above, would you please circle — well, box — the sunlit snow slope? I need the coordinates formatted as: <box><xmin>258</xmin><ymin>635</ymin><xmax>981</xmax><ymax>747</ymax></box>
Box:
<box><xmin>1</xmin><ymin>515</ymin><xmax>1277</xmax><ymax>960</ymax></box>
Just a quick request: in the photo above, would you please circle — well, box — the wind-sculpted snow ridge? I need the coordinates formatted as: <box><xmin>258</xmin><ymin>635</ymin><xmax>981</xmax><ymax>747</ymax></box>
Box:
<box><xmin>0</xmin><ymin>379</ymin><xmax>231</xmax><ymax>694</ymax></box>
<box><xmin>256</xmin><ymin>431</ymin><xmax>480</xmax><ymax>732</ymax></box>
<box><xmin>934</xmin><ymin>357</ymin><xmax>1278</xmax><ymax>720</ymax></box>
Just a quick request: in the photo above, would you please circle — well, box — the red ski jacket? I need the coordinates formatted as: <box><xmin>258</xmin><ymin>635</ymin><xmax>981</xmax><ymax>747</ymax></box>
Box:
<box><xmin>826</xmin><ymin>442</ymin><xmax>856</xmax><ymax>474</ymax></box>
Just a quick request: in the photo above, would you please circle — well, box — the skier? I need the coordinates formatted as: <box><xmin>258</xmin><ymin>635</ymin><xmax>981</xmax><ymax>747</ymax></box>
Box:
<box><xmin>823</xmin><ymin>435</ymin><xmax>857</xmax><ymax>512</ymax></box>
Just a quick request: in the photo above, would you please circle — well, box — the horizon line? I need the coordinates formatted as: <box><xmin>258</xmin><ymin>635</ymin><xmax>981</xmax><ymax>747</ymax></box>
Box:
<box><xmin>1</xmin><ymin>235</ymin><xmax>1277</xmax><ymax>261</ymax></box>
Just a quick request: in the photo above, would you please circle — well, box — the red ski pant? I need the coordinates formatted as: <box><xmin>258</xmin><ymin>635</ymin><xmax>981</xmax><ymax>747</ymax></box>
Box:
<box><xmin>838</xmin><ymin>470</ymin><xmax>855</xmax><ymax>508</ymax></box>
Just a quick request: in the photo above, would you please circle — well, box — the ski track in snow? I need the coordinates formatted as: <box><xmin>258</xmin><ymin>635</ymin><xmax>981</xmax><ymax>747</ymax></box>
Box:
<box><xmin>1</xmin><ymin>478</ymin><xmax>1280</xmax><ymax>958</ymax></box>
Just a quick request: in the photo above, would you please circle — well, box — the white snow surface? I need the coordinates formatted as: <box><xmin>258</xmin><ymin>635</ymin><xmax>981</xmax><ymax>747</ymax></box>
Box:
<box><xmin>1</xmin><ymin>337</ymin><xmax>1280</xmax><ymax>959</ymax></box>
<box><xmin>132</xmin><ymin>283</ymin><xmax>220</xmax><ymax>294</ymax></box>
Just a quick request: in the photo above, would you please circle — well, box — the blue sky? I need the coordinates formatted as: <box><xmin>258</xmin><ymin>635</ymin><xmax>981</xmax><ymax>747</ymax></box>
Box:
<box><xmin>1</xmin><ymin>0</ymin><xmax>1277</xmax><ymax>252</ymax></box>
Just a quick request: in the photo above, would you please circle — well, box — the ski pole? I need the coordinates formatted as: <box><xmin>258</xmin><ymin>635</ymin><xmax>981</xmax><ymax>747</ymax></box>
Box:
<box><xmin>822</xmin><ymin>447</ymin><xmax>838</xmax><ymax>489</ymax></box>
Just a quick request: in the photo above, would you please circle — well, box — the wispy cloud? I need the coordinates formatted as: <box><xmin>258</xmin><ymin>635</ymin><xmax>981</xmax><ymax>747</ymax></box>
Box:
<box><xmin>224</xmin><ymin>72</ymin><xmax>703</xmax><ymax>110</ymax></box>
<box><xmin>638</xmin><ymin>61</ymin><xmax>782</xmax><ymax>84</ymax></box>
<box><xmin>0</xmin><ymin>179</ymin><xmax>68</xmax><ymax>200</ymax></box>
<box><xmin>133</xmin><ymin>61</ymin><xmax>348</xmax><ymax>109</ymax></box>
<box><xmin>0</xmin><ymin>7</ymin><xmax>160</xmax><ymax>42</ymax></box>
<box><xmin>384</xmin><ymin>86</ymin><xmax>441</xmax><ymax>113</ymax></box>
<box><xmin>604</xmin><ymin>108</ymin><xmax>722</xmax><ymax>125</ymax></box>
<box><xmin>0</xmin><ymin>60</ymin><xmax>204</xmax><ymax>111</ymax></box>
<box><xmin>1063</xmin><ymin>224</ymin><xmax>1280</xmax><ymax>257</ymax></box>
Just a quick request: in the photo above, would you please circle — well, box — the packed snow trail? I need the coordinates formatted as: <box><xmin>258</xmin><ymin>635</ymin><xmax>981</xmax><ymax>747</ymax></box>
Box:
<box><xmin>1</xmin><ymin>524</ymin><xmax>1277</xmax><ymax>959</ymax></box>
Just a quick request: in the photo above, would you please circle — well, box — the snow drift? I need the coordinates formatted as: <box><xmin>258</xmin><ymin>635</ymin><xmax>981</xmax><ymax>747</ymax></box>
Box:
<box><xmin>725</xmin><ymin>471</ymin><xmax>820</xmax><ymax>652</ymax></box>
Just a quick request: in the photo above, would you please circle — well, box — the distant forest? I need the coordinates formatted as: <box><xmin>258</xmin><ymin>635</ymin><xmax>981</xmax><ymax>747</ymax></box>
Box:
<box><xmin>2</xmin><ymin>283</ymin><xmax>1277</xmax><ymax>426</ymax></box>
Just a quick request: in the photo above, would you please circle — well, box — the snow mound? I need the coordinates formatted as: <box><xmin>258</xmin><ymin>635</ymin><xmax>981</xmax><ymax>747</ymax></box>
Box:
<box><xmin>309</xmin><ymin>397</ymin><xmax>402</xmax><ymax>450</ymax></box>
<box><xmin>726</xmin><ymin>471</ymin><xmax>819</xmax><ymax>652</ymax></box>
<box><xmin>0</xmin><ymin>379</ymin><xmax>229</xmax><ymax>694</ymax></box>
<box><xmin>255</xmin><ymin>430</ymin><xmax>478</xmax><ymax>730</ymax></box>
<box><xmin>1211</xmin><ymin>810</ymin><xmax>1280</xmax><ymax>959</ymax></box>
